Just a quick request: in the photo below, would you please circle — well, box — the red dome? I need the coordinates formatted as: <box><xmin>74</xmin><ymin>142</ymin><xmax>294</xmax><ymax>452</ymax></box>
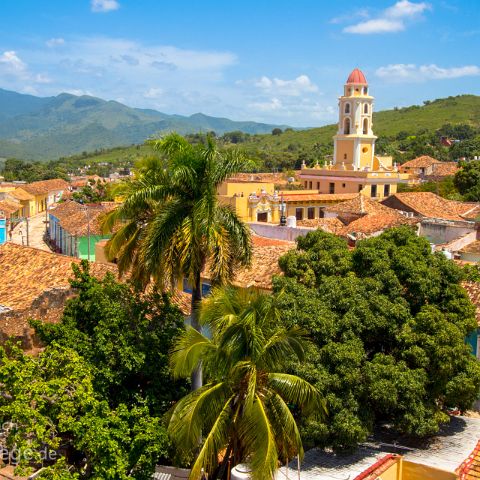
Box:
<box><xmin>346</xmin><ymin>68</ymin><xmax>367</xmax><ymax>84</ymax></box>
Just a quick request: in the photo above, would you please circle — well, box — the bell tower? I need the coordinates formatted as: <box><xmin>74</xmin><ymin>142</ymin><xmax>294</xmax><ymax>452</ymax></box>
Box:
<box><xmin>333</xmin><ymin>68</ymin><xmax>377</xmax><ymax>171</ymax></box>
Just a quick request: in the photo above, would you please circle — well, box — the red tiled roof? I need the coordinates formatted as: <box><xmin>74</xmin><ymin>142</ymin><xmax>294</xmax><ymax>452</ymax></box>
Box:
<box><xmin>297</xmin><ymin>217</ymin><xmax>346</xmax><ymax>234</ymax></box>
<box><xmin>0</xmin><ymin>199</ymin><xmax>21</xmax><ymax>215</ymax></box>
<box><xmin>10</xmin><ymin>188</ymin><xmax>35</xmax><ymax>201</ymax></box>
<box><xmin>383</xmin><ymin>192</ymin><xmax>474</xmax><ymax>222</ymax></box>
<box><xmin>340</xmin><ymin>213</ymin><xmax>418</xmax><ymax>238</ymax></box>
<box><xmin>457</xmin><ymin>439</ymin><xmax>480</xmax><ymax>479</ymax></box>
<box><xmin>324</xmin><ymin>194</ymin><xmax>398</xmax><ymax>216</ymax></box>
<box><xmin>346</xmin><ymin>68</ymin><xmax>367</xmax><ymax>85</ymax></box>
<box><xmin>252</xmin><ymin>235</ymin><xmax>294</xmax><ymax>247</ymax></box>
<box><xmin>462</xmin><ymin>282</ymin><xmax>480</xmax><ymax>326</ymax></box>
<box><xmin>400</xmin><ymin>156</ymin><xmax>440</xmax><ymax>169</ymax></box>
<box><xmin>427</xmin><ymin>162</ymin><xmax>459</xmax><ymax>177</ymax></box>
<box><xmin>22</xmin><ymin>178</ymin><xmax>69</xmax><ymax>196</ymax></box>
<box><xmin>50</xmin><ymin>200</ymin><xmax>117</xmax><ymax>236</ymax></box>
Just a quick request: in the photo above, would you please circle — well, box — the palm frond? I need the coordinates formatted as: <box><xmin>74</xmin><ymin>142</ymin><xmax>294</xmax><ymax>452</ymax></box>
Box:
<box><xmin>267</xmin><ymin>373</ymin><xmax>326</xmax><ymax>417</ymax></box>
<box><xmin>170</xmin><ymin>326</ymin><xmax>215</xmax><ymax>379</ymax></box>
<box><xmin>238</xmin><ymin>394</ymin><xmax>278</xmax><ymax>480</ymax></box>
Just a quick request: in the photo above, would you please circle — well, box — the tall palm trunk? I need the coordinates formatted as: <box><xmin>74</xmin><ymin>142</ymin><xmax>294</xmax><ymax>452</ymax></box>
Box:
<box><xmin>190</xmin><ymin>270</ymin><xmax>203</xmax><ymax>391</ymax></box>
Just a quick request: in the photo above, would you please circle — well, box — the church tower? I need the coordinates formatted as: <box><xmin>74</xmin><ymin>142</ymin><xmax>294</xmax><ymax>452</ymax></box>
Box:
<box><xmin>333</xmin><ymin>68</ymin><xmax>377</xmax><ymax>171</ymax></box>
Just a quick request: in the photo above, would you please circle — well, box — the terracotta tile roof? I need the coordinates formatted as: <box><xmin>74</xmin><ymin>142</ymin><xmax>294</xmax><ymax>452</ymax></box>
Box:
<box><xmin>297</xmin><ymin>217</ymin><xmax>346</xmax><ymax>234</ymax></box>
<box><xmin>460</xmin><ymin>241</ymin><xmax>480</xmax><ymax>254</ymax></box>
<box><xmin>324</xmin><ymin>194</ymin><xmax>397</xmax><ymax>215</ymax></box>
<box><xmin>384</xmin><ymin>192</ymin><xmax>473</xmax><ymax>221</ymax></box>
<box><xmin>50</xmin><ymin>201</ymin><xmax>117</xmax><ymax>236</ymax></box>
<box><xmin>354</xmin><ymin>454</ymin><xmax>398</xmax><ymax>480</ymax></box>
<box><xmin>401</xmin><ymin>155</ymin><xmax>440</xmax><ymax>169</ymax></box>
<box><xmin>458</xmin><ymin>204</ymin><xmax>480</xmax><ymax>220</ymax></box>
<box><xmin>252</xmin><ymin>235</ymin><xmax>294</xmax><ymax>247</ymax></box>
<box><xmin>202</xmin><ymin>240</ymin><xmax>294</xmax><ymax>290</ymax></box>
<box><xmin>428</xmin><ymin>162</ymin><xmax>459</xmax><ymax>177</ymax></box>
<box><xmin>21</xmin><ymin>178</ymin><xmax>69</xmax><ymax>196</ymax></box>
<box><xmin>171</xmin><ymin>290</ymin><xmax>192</xmax><ymax>316</ymax></box>
<box><xmin>10</xmin><ymin>187</ymin><xmax>35</xmax><ymax>201</ymax></box>
<box><xmin>0</xmin><ymin>199</ymin><xmax>21</xmax><ymax>215</ymax></box>
<box><xmin>462</xmin><ymin>282</ymin><xmax>480</xmax><ymax>326</ymax></box>
<box><xmin>340</xmin><ymin>213</ymin><xmax>418</xmax><ymax>238</ymax></box>
<box><xmin>457</xmin><ymin>439</ymin><xmax>480</xmax><ymax>479</ymax></box>
<box><xmin>281</xmin><ymin>193</ymin><xmax>358</xmax><ymax>203</ymax></box>
<box><xmin>0</xmin><ymin>243</ymin><xmax>116</xmax><ymax>339</ymax></box>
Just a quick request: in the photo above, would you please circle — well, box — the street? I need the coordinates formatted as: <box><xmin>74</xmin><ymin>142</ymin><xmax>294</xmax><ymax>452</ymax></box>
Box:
<box><xmin>10</xmin><ymin>213</ymin><xmax>51</xmax><ymax>251</ymax></box>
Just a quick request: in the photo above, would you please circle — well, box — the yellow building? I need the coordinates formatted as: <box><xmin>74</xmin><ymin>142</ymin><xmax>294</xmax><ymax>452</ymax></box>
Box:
<box><xmin>299</xmin><ymin>68</ymin><xmax>409</xmax><ymax>199</ymax></box>
<box><xmin>218</xmin><ymin>179</ymin><xmax>357</xmax><ymax>223</ymax></box>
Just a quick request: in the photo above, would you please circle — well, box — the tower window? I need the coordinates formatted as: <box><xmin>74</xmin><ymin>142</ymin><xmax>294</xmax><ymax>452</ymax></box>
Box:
<box><xmin>342</xmin><ymin>183</ymin><xmax>346</xmax><ymax>188</ymax></box>
<box><xmin>358</xmin><ymin>184</ymin><xmax>363</xmax><ymax>192</ymax></box>
<box><xmin>344</xmin><ymin>118</ymin><xmax>351</xmax><ymax>135</ymax></box>
<box><xmin>363</xmin><ymin>118</ymin><xmax>368</xmax><ymax>135</ymax></box>
<box><xmin>344</xmin><ymin>153</ymin><xmax>347</xmax><ymax>160</ymax></box>
<box><xmin>364</xmin><ymin>103</ymin><xmax>368</xmax><ymax>114</ymax></box>
<box><xmin>362</xmin><ymin>146</ymin><xmax>369</xmax><ymax>153</ymax></box>
<box><xmin>371</xmin><ymin>184</ymin><xmax>377</xmax><ymax>198</ymax></box>
<box><xmin>345</xmin><ymin>103</ymin><xmax>350</xmax><ymax>114</ymax></box>
<box><xmin>329</xmin><ymin>183</ymin><xmax>335</xmax><ymax>194</ymax></box>
<box><xmin>363</xmin><ymin>87</ymin><xmax>368</xmax><ymax>94</ymax></box>
<box><xmin>384</xmin><ymin>184</ymin><xmax>390</xmax><ymax>197</ymax></box>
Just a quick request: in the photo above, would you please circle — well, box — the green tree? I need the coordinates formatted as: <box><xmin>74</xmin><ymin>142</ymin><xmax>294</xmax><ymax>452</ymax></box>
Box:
<box><xmin>32</xmin><ymin>261</ymin><xmax>187</xmax><ymax>414</ymax></box>
<box><xmin>0</xmin><ymin>344</ymin><xmax>170</xmax><ymax>479</ymax></box>
<box><xmin>102</xmin><ymin>134</ymin><xmax>252</xmax><ymax>390</ymax></box>
<box><xmin>274</xmin><ymin>227</ymin><xmax>480</xmax><ymax>448</ymax></box>
<box><xmin>168</xmin><ymin>287</ymin><xmax>324</xmax><ymax>480</ymax></box>
<box><xmin>272</xmin><ymin>128</ymin><xmax>283</xmax><ymax>136</ymax></box>
<box><xmin>454</xmin><ymin>160</ymin><xmax>480</xmax><ymax>201</ymax></box>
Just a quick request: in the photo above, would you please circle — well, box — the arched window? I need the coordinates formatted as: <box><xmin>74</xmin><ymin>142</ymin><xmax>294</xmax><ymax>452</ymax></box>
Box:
<box><xmin>364</xmin><ymin>103</ymin><xmax>368</xmax><ymax>114</ymax></box>
<box><xmin>363</xmin><ymin>86</ymin><xmax>368</xmax><ymax>95</ymax></box>
<box><xmin>344</xmin><ymin>118</ymin><xmax>351</xmax><ymax>135</ymax></box>
<box><xmin>344</xmin><ymin>103</ymin><xmax>350</xmax><ymax>114</ymax></box>
<box><xmin>363</xmin><ymin>118</ymin><xmax>368</xmax><ymax>135</ymax></box>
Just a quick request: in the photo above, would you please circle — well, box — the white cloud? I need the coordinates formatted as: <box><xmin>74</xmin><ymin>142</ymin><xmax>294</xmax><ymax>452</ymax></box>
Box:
<box><xmin>34</xmin><ymin>73</ymin><xmax>52</xmax><ymax>84</ymax></box>
<box><xmin>343</xmin><ymin>1</ymin><xmax>430</xmax><ymax>34</ymax></box>
<box><xmin>0</xmin><ymin>50</ymin><xmax>27</xmax><ymax>74</ymax></box>
<box><xmin>376</xmin><ymin>63</ymin><xmax>480</xmax><ymax>82</ymax></box>
<box><xmin>91</xmin><ymin>0</ymin><xmax>120</xmax><ymax>13</ymax></box>
<box><xmin>344</xmin><ymin>18</ymin><xmax>404</xmax><ymax>34</ymax></box>
<box><xmin>249</xmin><ymin>97</ymin><xmax>283</xmax><ymax>112</ymax></box>
<box><xmin>46</xmin><ymin>38</ymin><xmax>65</xmax><ymax>47</ymax></box>
<box><xmin>253</xmin><ymin>74</ymin><xmax>318</xmax><ymax>96</ymax></box>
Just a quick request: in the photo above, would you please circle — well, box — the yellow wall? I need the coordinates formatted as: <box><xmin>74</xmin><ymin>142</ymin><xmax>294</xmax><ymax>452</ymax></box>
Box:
<box><xmin>360</xmin><ymin>142</ymin><xmax>373</xmax><ymax>170</ymax></box>
<box><xmin>402</xmin><ymin>461</ymin><xmax>455</xmax><ymax>480</ymax></box>
<box><xmin>336</xmin><ymin>139</ymin><xmax>355</xmax><ymax>166</ymax></box>
<box><xmin>218</xmin><ymin>181</ymin><xmax>274</xmax><ymax>197</ymax></box>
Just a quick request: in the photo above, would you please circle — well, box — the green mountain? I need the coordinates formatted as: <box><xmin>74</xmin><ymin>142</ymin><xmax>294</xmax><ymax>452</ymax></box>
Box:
<box><xmin>0</xmin><ymin>88</ymin><xmax>291</xmax><ymax>160</ymax></box>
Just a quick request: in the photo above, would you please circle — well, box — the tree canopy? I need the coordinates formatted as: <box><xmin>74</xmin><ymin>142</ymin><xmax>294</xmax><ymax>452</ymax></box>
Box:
<box><xmin>454</xmin><ymin>160</ymin><xmax>480</xmax><ymax>201</ymax></box>
<box><xmin>274</xmin><ymin>227</ymin><xmax>480</xmax><ymax>448</ymax></box>
<box><xmin>0</xmin><ymin>262</ymin><xmax>186</xmax><ymax>478</ymax></box>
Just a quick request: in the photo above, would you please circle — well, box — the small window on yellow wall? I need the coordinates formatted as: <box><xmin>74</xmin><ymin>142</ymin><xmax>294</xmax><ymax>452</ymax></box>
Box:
<box><xmin>342</xmin><ymin>183</ymin><xmax>346</xmax><ymax>188</ymax></box>
<box><xmin>362</xmin><ymin>146</ymin><xmax>368</xmax><ymax>153</ymax></box>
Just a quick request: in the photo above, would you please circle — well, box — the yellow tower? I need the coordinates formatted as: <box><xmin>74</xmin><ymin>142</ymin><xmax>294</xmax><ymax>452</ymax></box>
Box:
<box><xmin>333</xmin><ymin>68</ymin><xmax>377</xmax><ymax>171</ymax></box>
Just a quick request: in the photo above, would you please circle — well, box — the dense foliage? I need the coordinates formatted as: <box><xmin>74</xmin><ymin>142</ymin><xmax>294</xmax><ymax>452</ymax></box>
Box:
<box><xmin>169</xmin><ymin>287</ymin><xmax>323</xmax><ymax>480</ymax></box>
<box><xmin>0</xmin><ymin>262</ymin><xmax>186</xmax><ymax>478</ymax></box>
<box><xmin>274</xmin><ymin>227</ymin><xmax>480</xmax><ymax>449</ymax></box>
<box><xmin>454</xmin><ymin>160</ymin><xmax>480</xmax><ymax>201</ymax></box>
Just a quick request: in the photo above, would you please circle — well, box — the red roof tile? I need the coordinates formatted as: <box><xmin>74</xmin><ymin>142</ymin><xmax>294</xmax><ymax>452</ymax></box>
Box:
<box><xmin>400</xmin><ymin>156</ymin><xmax>440</xmax><ymax>169</ymax></box>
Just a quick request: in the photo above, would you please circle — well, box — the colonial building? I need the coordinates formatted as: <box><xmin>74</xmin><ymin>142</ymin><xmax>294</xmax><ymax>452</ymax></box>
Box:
<box><xmin>299</xmin><ymin>68</ymin><xmax>409</xmax><ymax>199</ymax></box>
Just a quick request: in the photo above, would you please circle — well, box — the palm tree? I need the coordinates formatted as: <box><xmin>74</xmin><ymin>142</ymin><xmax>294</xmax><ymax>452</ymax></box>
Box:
<box><xmin>102</xmin><ymin>134</ymin><xmax>252</xmax><ymax>390</ymax></box>
<box><xmin>168</xmin><ymin>286</ymin><xmax>324</xmax><ymax>480</ymax></box>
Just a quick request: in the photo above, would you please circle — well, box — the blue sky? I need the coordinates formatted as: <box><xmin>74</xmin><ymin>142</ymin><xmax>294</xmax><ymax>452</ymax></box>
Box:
<box><xmin>0</xmin><ymin>0</ymin><xmax>479</xmax><ymax>126</ymax></box>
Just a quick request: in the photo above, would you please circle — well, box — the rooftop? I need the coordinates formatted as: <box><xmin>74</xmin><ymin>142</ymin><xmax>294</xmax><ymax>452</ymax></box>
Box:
<box><xmin>346</xmin><ymin>68</ymin><xmax>367</xmax><ymax>85</ymax></box>
<box><xmin>462</xmin><ymin>281</ymin><xmax>480</xmax><ymax>325</ymax></box>
<box><xmin>324</xmin><ymin>194</ymin><xmax>401</xmax><ymax>216</ymax></box>
<box><xmin>0</xmin><ymin>199</ymin><xmax>21</xmax><ymax>215</ymax></box>
<box><xmin>50</xmin><ymin>200</ymin><xmax>117</xmax><ymax>236</ymax></box>
<box><xmin>400</xmin><ymin>155</ymin><xmax>441</xmax><ymax>169</ymax></box>
<box><xmin>0</xmin><ymin>243</ymin><xmax>115</xmax><ymax>338</ymax></box>
<box><xmin>297</xmin><ymin>217</ymin><xmax>345</xmax><ymax>234</ymax></box>
<box><xmin>383</xmin><ymin>192</ymin><xmax>478</xmax><ymax>222</ymax></box>
<box><xmin>10</xmin><ymin>188</ymin><xmax>35</xmax><ymax>201</ymax></box>
<box><xmin>21</xmin><ymin>178</ymin><xmax>69</xmax><ymax>196</ymax></box>
<box><xmin>428</xmin><ymin>162</ymin><xmax>459</xmax><ymax>178</ymax></box>
<box><xmin>340</xmin><ymin>213</ymin><xmax>418</xmax><ymax>238</ymax></box>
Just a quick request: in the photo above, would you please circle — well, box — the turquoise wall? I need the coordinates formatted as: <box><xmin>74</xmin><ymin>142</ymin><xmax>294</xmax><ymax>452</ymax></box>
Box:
<box><xmin>78</xmin><ymin>235</ymin><xmax>110</xmax><ymax>261</ymax></box>
<box><xmin>0</xmin><ymin>219</ymin><xmax>5</xmax><ymax>245</ymax></box>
